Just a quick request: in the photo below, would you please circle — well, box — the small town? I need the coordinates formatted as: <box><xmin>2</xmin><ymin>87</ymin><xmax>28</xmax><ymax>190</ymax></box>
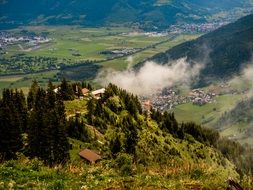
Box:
<box><xmin>168</xmin><ymin>21</ymin><xmax>229</xmax><ymax>34</ymax></box>
<box><xmin>140</xmin><ymin>87</ymin><xmax>217</xmax><ymax>111</ymax></box>
<box><xmin>100</xmin><ymin>48</ymin><xmax>142</xmax><ymax>58</ymax></box>
<box><xmin>0</xmin><ymin>32</ymin><xmax>51</xmax><ymax>52</ymax></box>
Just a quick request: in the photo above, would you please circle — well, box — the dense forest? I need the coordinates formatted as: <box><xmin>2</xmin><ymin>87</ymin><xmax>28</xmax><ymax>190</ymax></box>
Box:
<box><xmin>0</xmin><ymin>81</ymin><xmax>252</xmax><ymax>188</ymax></box>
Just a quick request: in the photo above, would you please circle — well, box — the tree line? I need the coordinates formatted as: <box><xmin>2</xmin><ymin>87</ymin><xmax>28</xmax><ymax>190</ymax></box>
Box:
<box><xmin>0</xmin><ymin>79</ymin><xmax>90</xmax><ymax>166</ymax></box>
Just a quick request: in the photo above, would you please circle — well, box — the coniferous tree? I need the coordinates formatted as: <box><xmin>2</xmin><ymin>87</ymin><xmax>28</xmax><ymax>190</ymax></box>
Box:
<box><xmin>46</xmin><ymin>81</ymin><xmax>56</xmax><ymax>108</ymax></box>
<box><xmin>87</xmin><ymin>83</ymin><xmax>93</xmax><ymax>91</ymax></box>
<box><xmin>110</xmin><ymin>131</ymin><xmax>122</xmax><ymax>157</ymax></box>
<box><xmin>58</xmin><ymin>78</ymin><xmax>75</xmax><ymax>101</ymax></box>
<box><xmin>52</xmin><ymin>97</ymin><xmax>70</xmax><ymax>164</ymax></box>
<box><xmin>67</xmin><ymin>116</ymin><xmax>90</xmax><ymax>142</ymax></box>
<box><xmin>122</xmin><ymin>115</ymin><xmax>138</xmax><ymax>155</ymax></box>
<box><xmin>87</xmin><ymin>98</ymin><xmax>96</xmax><ymax>125</ymax></box>
<box><xmin>14</xmin><ymin>89</ymin><xmax>28</xmax><ymax>132</ymax></box>
<box><xmin>27</xmin><ymin>80</ymin><xmax>39</xmax><ymax>110</ymax></box>
<box><xmin>0</xmin><ymin>94</ymin><xmax>23</xmax><ymax>160</ymax></box>
<box><xmin>126</xmin><ymin>99</ymin><xmax>138</xmax><ymax>118</ymax></box>
<box><xmin>27</xmin><ymin>88</ymin><xmax>48</xmax><ymax>159</ymax></box>
<box><xmin>27</xmin><ymin>83</ymin><xmax>70</xmax><ymax>166</ymax></box>
<box><xmin>81</xmin><ymin>81</ymin><xmax>86</xmax><ymax>88</ymax></box>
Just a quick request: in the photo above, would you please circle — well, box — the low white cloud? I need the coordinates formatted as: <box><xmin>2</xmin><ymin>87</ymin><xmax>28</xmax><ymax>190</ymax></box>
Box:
<box><xmin>229</xmin><ymin>59</ymin><xmax>253</xmax><ymax>97</ymax></box>
<box><xmin>242</xmin><ymin>64</ymin><xmax>253</xmax><ymax>97</ymax></box>
<box><xmin>126</xmin><ymin>56</ymin><xmax>134</xmax><ymax>69</ymax></box>
<box><xmin>97</xmin><ymin>58</ymin><xmax>203</xmax><ymax>96</ymax></box>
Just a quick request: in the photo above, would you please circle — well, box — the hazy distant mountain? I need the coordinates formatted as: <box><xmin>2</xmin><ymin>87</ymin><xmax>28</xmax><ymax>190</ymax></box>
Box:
<box><xmin>0</xmin><ymin>0</ymin><xmax>252</xmax><ymax>29</ymax></box>
<box><xmin>148</xmin><ymin>14</ymin><xmax>253</xmax><ymax>85</ymax></box>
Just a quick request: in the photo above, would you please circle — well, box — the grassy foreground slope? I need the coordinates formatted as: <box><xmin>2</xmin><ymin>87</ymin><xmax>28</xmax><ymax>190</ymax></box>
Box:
<box><xmin>0</xmin><ymin>136</ymin><xmax>242</xmax><ymax>190</ymax></box>
<box><xmin>0</xmin><ymin>83</ymin><xmax>252</xmax><ymax>189</ymax></box>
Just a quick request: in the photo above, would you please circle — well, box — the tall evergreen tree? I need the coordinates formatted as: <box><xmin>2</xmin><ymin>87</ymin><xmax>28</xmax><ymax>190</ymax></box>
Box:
<box><xmin>27</xmin><ymin>80</ymin><xmax>39</xmax><ymax>110</ymax></box>
<box><xmin>67</xmin><ymin>116</ymin><xmax>90</xmax><ymax>142</ymax></box>
<box><xmin>27</xmin><ymin>88</ymin><xmax>48</xmax><ymax>159</ymax></box>
<box><xmin>13</xmin><ymin>89</ymin><xmax>28</xmax><ymax>132</ymax></box>
<box><xmin>58</xmin><ymin>78</ymin><xmax>75</xmax><ymax>101</ymax></box>
<box><xmin>160</xmin><ymin>111</ymin><xmax>178</xmax><ymax>137</ymax></box>
<box><xmin>109</xmin><ymin>131</ymin><xmax>122</xmax><ymax>157</ymax></box>
<box><xmin>27</xmin><ymin>83</ymin><xmax>70</xmax><ymax>166</ymax></box>
<box><xmin>0</xmin><ymin>91</ymin><xmax>23</xmax><ymax>160</ymax></box>
<box><xmin>122</xmin><ymin>115</ymin><xmax>138</xmax><ymax>155</ymax></box>
<box><xmin>51</xmin><ymin>97</ymin><xmax>70</xmax><ymax>164</ymax></box>
<box><xmin>87</xmin><ymin>98</ymin><xmax>96</xmax><ymax>125</ymax></box>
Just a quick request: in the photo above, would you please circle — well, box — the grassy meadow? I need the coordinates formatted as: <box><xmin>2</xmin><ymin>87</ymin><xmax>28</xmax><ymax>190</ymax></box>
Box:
<box><xmin>0</xmin><ymin>26</ymin><xmax>200</xmax><ymax>91</ymax></box>
<box><xmin>172</xmin><ymin>94</ymin><xmax>242</xmax><ymax>126</ymax></box>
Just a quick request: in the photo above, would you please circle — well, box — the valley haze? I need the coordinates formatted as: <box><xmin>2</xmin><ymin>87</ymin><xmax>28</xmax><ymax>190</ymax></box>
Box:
<box><xmin>0</xmin><ymin>1</ymin><xmax>253</xmax><ymax>189</ymax></box>
<box><xmin>98</xmin><ymin>58</ymin><xmax>203</xmax><ymax>96</ymax></box>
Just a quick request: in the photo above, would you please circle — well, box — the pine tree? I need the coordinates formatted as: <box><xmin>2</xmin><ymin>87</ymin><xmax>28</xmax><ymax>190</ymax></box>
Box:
<box><xmin>110</xmin><ymin>131</ymin><xmax>122</xmax><ymax>157</ymax></box>
<box><xmin>87</xmin><ymin>99</ymin><xmax>96</xmax><ymax>125</ymax></box>
<box><xmin>81</xmin><ymin>81</ymin><xmax>86</xmax><ymax>88</ymax></box>
<box><xmin>67</xmin><ymin>117</ymin><xmax>90</xmax><ymax>142</ymax></box>
<box><xmin>27</xmin><ymin>88</ymin><xmax>48</xmax><ymax>159</ymax></box>
<box><xmin>122</xmin><ymin>115</ymin><xmax>138</xmax><ymax>155</ymax></box>
<box><xmin>28</xmin><ymin>84</ymin><xmax>70</xmax><ymax>166</ymax></box>
<box><xmin>126</xmin><ymin>99</ymin><xmax>138</xmax><ymax>118</ymax></box>
<box><xmin>0</xmin><ymin>91</ymin><xmax>23</xmax><ymax>160</ymax></box>
<box><xmin>13</xmin><ymin>89</ymin><xmax>28</xmax><ymax>132</ymax></box>
<box><xmin>51</xmin><ymin>97</ymin><xmax>70</xmax><ymax>165</ymax></box>
<box><xmin>87</xmin><ymin>83</ymin><xmax>93</xmax><ymax>91</ymax></box>
<box><xmin>46</xmin><ymin>81</ymin><xmax>56</xmax><ymax>109</ymax></box>
<box><xmin>58</xmin><ymin>78</ymin><xmax>75</xmax><ymax>100</ymax></box>
<box><xmin>27</xmin><ymin>80</ymin><xmax>39</xmax><ymax>110</ymax></box>
<box><xmin>160</xmin><ymin>112</ymin><xmax>179</xmax><ymax>137</ymax></box>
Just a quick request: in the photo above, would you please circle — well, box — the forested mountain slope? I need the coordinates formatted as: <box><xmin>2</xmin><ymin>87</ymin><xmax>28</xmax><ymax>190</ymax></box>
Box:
<box><xmin>148</xmin><ymin>14</ymin><xmax>253</xmax><ymax>85</ymax></box>
<box><xmin>0</xmin><ymin>0</ymin><xmax>252</xmax><ymax>29</ymax></box>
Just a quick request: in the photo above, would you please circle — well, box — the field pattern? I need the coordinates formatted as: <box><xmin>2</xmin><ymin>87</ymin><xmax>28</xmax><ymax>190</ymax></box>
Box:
<box><xmin>0</xmin><ymin>26</ymin><xmax>199</xmax><ymax>92</ymax></box>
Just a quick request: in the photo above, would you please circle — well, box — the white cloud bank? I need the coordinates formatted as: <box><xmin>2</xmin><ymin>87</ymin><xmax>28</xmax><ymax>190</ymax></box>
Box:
<box><xmin>97</xmin><ymin>58</ymin><xmax>203</xmax><ymax>96</ymax></box>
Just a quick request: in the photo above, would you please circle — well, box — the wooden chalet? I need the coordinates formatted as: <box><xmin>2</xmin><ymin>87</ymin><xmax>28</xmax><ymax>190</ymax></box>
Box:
<box><xmin>79</xmin><ymin>149</ymin><xmax>102</xmax><ymax>164</ymax></box>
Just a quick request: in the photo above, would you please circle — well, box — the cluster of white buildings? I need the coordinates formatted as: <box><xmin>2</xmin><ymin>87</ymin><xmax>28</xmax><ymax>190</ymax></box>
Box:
<box><xmin>100</xmin><ymin>48</ymin><xmax>141</xmax><ymax>58</ymax></box>
<box><xmin>168</xmin><ymin>22</ymin><xmax>228</xmax><ymax>34</ymax></box>
<box><xmin>0</xmin><ymin>32</ymin><xmax>51</xmax><ymax>50</ymax></box>
<box><xmin>189</xmin><ymin>89</ymin><xmax>216</xmax><ymax>106</ymax></box>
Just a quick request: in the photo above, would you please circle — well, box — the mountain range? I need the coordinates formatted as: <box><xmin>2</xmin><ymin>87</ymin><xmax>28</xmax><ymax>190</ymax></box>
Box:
<box><xmin>1</xmin><ymin>0</ymin><xmax>253</xmax><ymax>29</ymax></box>
<box><xmin>148</xmin><ymin>13</ymin><xmax>253</xmax><ymax>85</ymax></box>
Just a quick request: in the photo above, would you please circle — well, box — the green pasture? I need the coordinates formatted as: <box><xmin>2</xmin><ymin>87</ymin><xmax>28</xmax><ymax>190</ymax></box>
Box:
<box><xmin>0</xmin><ymin>70</ymin><xmax>59</xmax><ymax>95</ymax></box>
<box><xmin>1</xmin><ymin>26</ymin><xmax>200</xmax><ymax>89</ymax></box>
<box><xmin>100</xmin><ymin>34</ymin><xmax>199</xmax><ymax>70</ymax></box>
<box><xmin>172</xmin><ymin>94</ymin><xmax>243</xmax><ymax>126</ymax></box>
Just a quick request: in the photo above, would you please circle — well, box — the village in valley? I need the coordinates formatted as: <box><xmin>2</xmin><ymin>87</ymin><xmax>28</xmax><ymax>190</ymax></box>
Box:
<box><xmin>0</xmin><ymin>31</ymin><xmax>51</xmax><ymax>54</ymax></box>
<box><xmin>74</xmin><ymin>83</ymin><xmax>219</xmax><ymax>113</ymax></box>
<box><xmin>69</xmin><ymin>82</ymin><xmax>236</xmax><ymax>114</ymax></box>
<box><xmin>140</xmin><ymin>87</ymin><xmax>217</xmax><ymax>111</ymax></box>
